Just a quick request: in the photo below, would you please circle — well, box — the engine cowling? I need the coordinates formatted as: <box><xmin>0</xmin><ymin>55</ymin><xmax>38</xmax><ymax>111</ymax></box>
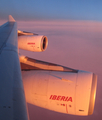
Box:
<box><xmin>18</xmin><ymin>35</ymin><xmax>48</xmax><ymax>52</ymax></box>
<box><xmin>22</xmin><ymin>70</ymin><xmax>97</xmax><ymax>116</ymax></box>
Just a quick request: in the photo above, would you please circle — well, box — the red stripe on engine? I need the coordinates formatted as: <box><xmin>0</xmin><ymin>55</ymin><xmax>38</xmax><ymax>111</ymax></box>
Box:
<box><xmin>28</xmin><ymin>43</ymin><xmax>35</xmax><ymax>44</ymax></box>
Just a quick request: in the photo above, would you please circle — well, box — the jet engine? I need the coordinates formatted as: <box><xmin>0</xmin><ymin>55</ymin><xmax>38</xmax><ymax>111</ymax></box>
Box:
<box><xmin>22</xmin><ymin>70</ymin><xmax>97</xmax><ymax>116</ymax></box>
<box><xmin>20</xmin><ymin>56</ymin><xmax>97</xmax><ymax>116</ymax></box>
<box><xmin>18</xmin><ymin>30</ymin><xmax>48</xmax><ymax>52</ymax></box>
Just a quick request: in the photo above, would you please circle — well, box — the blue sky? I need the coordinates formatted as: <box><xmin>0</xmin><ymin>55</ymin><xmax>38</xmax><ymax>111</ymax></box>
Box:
<box><xmin>0</xmin><ymin>0</ymin><xmax>102</xmax><ymax>21</ymax></box>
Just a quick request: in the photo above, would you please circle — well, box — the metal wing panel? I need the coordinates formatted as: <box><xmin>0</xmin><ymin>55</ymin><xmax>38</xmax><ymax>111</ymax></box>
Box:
<box><xmin>0</xmin><ymin>17</ymin><xmax>29</xmax><ymax>120</ymax></box>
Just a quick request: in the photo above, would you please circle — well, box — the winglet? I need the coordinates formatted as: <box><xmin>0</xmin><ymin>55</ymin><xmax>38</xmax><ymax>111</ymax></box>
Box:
<box><xmin>8</xmin><ymin>15</ymin><xmax>15</xmax><ymax>22</ymax></box>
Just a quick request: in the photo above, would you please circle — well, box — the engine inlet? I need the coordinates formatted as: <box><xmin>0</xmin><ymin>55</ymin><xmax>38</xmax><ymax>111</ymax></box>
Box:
<box><xmin>41</xmin><ymin>36</ymin><xmax>48</xmax><ymax>51</ymax></box>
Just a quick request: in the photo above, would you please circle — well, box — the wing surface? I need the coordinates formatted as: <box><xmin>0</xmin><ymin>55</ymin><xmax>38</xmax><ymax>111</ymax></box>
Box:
<box><xmin>0</xmin><ymin>16</ymin><xmax>29</xmax><ymax>120</ymax></box>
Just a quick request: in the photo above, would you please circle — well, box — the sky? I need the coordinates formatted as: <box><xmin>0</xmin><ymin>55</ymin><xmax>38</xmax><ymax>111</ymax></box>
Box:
<box><xmin>0</xmin><ymin>0</ymin><xmax>102</xmax><ymax>21</ymax></box>
<box><xmin>0</xmin><ymin>0</ymin><xmax>102</xmax><ymax>120</ymax></box>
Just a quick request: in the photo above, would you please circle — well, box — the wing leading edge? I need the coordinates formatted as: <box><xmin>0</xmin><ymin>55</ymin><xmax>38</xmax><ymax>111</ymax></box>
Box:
<box><xmin>0</xmin><ymin>16</ymin><xmax>29</xmax><ymax>120</ymax></box>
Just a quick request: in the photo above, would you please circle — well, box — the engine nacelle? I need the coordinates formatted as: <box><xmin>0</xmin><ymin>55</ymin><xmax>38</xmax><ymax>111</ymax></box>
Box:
<box><xmin>22</xmin><ymin>70</ymin><xmax>97</xmax><ymax>116</ymax></box>
<box><xmin>18</xmin><ymin>35</ymin><xmax>48</xmax><ymax>52</ymax></box>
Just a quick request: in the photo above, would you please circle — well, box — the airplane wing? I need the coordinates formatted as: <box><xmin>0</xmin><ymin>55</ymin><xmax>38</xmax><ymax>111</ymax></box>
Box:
<box><xmin>0</xmin><ymin>15</ymin><xmax>97</xmax><ymax>118</ymax></box>
<box><xmin>0</xmin><ymin>16</ymin><xmax>29</xmax><ymax>120</ymax></box>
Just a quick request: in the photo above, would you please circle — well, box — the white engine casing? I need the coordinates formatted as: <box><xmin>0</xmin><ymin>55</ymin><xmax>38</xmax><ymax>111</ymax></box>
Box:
<box><xmin>22</xmin><ymin>70</ymin><xmax>97</xmax><ymax>116</ymax></box>
<box><xmin>18</xmin><ymin>35</ymin><xmax>48</xmax><ymax>52</ymax></box>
